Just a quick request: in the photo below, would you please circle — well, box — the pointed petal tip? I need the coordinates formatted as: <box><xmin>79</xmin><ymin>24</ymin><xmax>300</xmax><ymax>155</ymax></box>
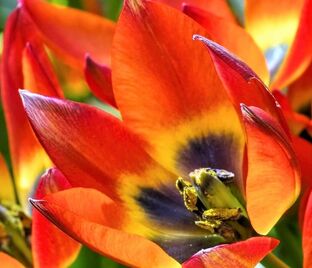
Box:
<box><xmin>29</xmin><ymin>198</ymin><xmax>56</xmax><ymax>225</ymax></box>
<box><xmin>25</xmin><ymin>41</ymin><xmax>31</xmax><ymax>49</ymax></box>
<box><xmin>192</xmin><ymin>34</ymin><xmax>220</xmax><ymax>51</ymax></box>
<box><xmin>181</xmin><ymin>2</ymin><xmax>187</xmax><ymax>10</ymax></box>
<box><xmin>19</xmin><ymin>89</ymin><xmax>31</xmax><ymax>103</ymax></box>
<box><xmin>17</xmin><ymin>0</ymin><xmax>23</xmax><ymax>8</ymax></box>
<box><xmin>29</xmin><ymin>197</ymin><xmax>48</xmax><ymax>212</ymax></box>
<box><xmin>192</xmin><ymin>34</ymin><xmax>205</xmax><ymax>41</ymax></box>
<box><xmin>84</xmin><ymin>52</ymin><xmax>92</xmax><ymax>64</ymax></box>
<box><xmin>18</xmin><ymin>89</ymin><xmax>36</xmax><ymax>108</ymax></box>
<box><xmin>84</xmin><ymin>53</ymin><xmax>96</xmax><ymax>67</ymax></box>
<box><xmin>240</xmin><ymin>103</ymin><xmax>248</xmax><ymax>111</ymax></box>
<box><xmin>29</xmin><ymin>197</ymin><xmax>42</xmax><ymax>207</ymax></box>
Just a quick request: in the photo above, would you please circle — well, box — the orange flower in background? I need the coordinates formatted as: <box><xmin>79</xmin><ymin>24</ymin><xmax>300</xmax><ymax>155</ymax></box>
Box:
<box><xmin>16</xmin><ymin>0</ymin><xmax>301</xmax><ymax>266</ymax></box>
<box><xmin>1</xmin><ymin>0</ymin><xmax>115</xmax><ymax>206</ymax></box>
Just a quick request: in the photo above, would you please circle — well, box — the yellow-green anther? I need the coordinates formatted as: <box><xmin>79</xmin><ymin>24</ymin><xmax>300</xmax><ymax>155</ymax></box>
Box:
<box><xmin>189</xmin><ymin>168</ymin><xmax>247</xmax><ymax>217</ymax></box>
<box><xmin>202</xmin><ymin>208</ymin><xmax>241</xmax><ymax>221</ymax></box>
<box><xmin>195</xmin><ymin>219</ymin><xmax>222</xmax><ymax>232</ymax></box>
<box><xmin>176</xmin><ymin>177</ymin><xmax>198</xmax><ymax>211</ymax></box>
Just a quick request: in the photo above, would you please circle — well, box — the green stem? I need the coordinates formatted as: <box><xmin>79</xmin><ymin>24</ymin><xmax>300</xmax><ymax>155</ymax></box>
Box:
<box><xmin>262</xmin><ymin>253</ymin><xmax>289</xmax><ymax>268</ymax></box>
<box><xmin>10</xmin><ymin>172</ymin><xmax>21</xmax><ymax>206</ymax></box>
<box><xmin>0</xmin><ymin>206</ymin><xmax>32</xmax><ymax>267</ymax></box>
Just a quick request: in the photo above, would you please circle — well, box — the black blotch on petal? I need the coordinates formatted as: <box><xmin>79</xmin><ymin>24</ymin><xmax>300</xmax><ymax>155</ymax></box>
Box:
<box><xmin>177</xmin><ymin>134</ymin><xmax>240</xmax><ymax>175</ymax></box>
<box><xmin>136</xmin><ymin>186</ymin><xmax>225</xmax><ymax>263</ymax></box>
<box><xmin>136</xmin><ymin>186</ymin><xmax>196</xmax><ymax>229</ymax></box>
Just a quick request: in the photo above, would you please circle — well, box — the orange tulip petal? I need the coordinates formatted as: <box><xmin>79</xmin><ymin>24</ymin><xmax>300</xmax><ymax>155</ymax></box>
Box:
<box><xmin>183</xmin><ymin>5</ymin><xmax>269</xmax><ymax>84</ymax></box>
<box><xmin>241</xmin><ymin>105</ymin><xmax>300</xmax><ymax>234</ymax></box>
<box><xmin>0</xmin><ymin>252</ymin><xmax>24</xmax><ymax>268</ymax></box>
<box><xmin>32</xmin><ymin>168</ymin><xmax>80</xmax><ymax>268</ymax></box>
<box><xmin>273</xmin><ymin>90</ymin><xmax>311</xmax><ymax>135</ymax></box>
<box><xmin>182</xmin><ymin>237</ymin><xmax>279</xmax><ymax>268</ymax></box>
<box><xmin>157</xmin><ymin>0</ymin><xmax>236</xmax><ymax>23</ymax></box>
<box><xmin>192</xmin><ymin>35</ymin><xmax>288</xmax><ymax>134</ymax></box>
<box><xmin>30</xmin><ymin>188</ymin><xmax>180</xmax><ymax>268</ymax></box>
<box><xmin>303</xmin><ymin>189</ymin><xmax>312</xmax><ymax>268</ymax></box>
<box><xmin>271</xmin><ymin>0</ymin><xmax>312</xmax><ymax>89</ymax></box>
<box><xmin>112</xmin><ymin>1</ymin><xmax>245</xmax><ymax>182</ymax></box>
<box><xmin>84</xmin><ymin>55</ymin><xmax>116</xmax><ymax>107</ymax></box>
<box><xmin>20</xmin><ymin>91</ymin><xmax>176</xmax><ymax>201</ymax></box>
<box><xmin>287</xmin><ymin>62</ymin><xmax>312</xmax><ymax>114</ymax></box>
<box><xmin>22</xmin><ymin>42</ymin><xmax>63</xmax><ymax>98</ymax></box>
<box><xmin>21</xmin><ymin>0</ymin><xmax>115</xmax><ymax>70</ymax></box>
<box><xmin>1</xmin><ymin>8</ymin><xmax>60</xmax><ymax>205</ymax></box>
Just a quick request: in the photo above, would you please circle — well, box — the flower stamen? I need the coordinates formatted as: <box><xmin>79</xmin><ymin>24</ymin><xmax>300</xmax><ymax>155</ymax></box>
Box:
<box><xmin>176</xmin><ymin>168</ymin><xmax>249</xmax><ymax>242</ymax></box>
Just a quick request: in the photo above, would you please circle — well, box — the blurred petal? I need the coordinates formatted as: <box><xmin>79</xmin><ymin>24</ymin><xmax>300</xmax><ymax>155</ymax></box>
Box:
<box><xmin>183</xmin><ymin>5</ymin><xmax>269</xmax><ymax>84</ymax></box>
<box><xmin>271</xmin><ymin>0</ymin><xmax>312</xmax><ymax>88</ymax></box>
<box><xmin>22</xmin><ymin>42</ymin><xmax>63</xmax><ymax>97</ymax></box>
<box><xmin>32</xmin><ymin>168</ymin><xmax>80</xmax><ymax>268</ymax></box>
<box><xmin>112</xmin><ymin>1</ymin><xmax>245</xmax><ymax>188</ymax></box>
<box><xmin>1</xmin><ymin>8</ymin><xmax>60</xmax><ymax>205</ymax></box>
<box><xmin>82</xmin><ymin>0</ymin><xmax>103</xmax><ymax>16</ymax></box>
<box><xmin>273</xmin><ymin>90</ymin><xmax>311</xmax><ymax>135</ymax></box>
<box><xmin>245</xmin><ymin>0</ymin><xmax>304</xmax><ymax>52</ymax></box>
<box><xmin>292</xmin><ymin>136</ymin><xmax>312</xmax><ymax>189</ymax></box>
<box><xmin>182</xmin><ymin>237</ymin><xmax>279</xmax><ymax>268</ymax></box>
<box><xmin>0</xmin><ymin>154</ymin><xmax>15</xmax><ymax>202</ymax></box>
<box><xmin>0</xmin><ymin>252</ymin><xmax>24</xmax><ymax>268</ymax></box>
<box><xmin>30</xmin><ymin>188</ymin><xmax>180</xmax><ymax>268</ymax></box>
<box><xmin>22</xmin><ymin>0</ymin><xmax>115</xmax><ymax>70</ymax></box>
<box><xmin>157</xmin><ymin>0</ymin><xmax>237</xmax><ymax>23</ymax></box>
<box><xmin>50</xmin><ymin>57</ymin><xmax>90</xmax><ymax>99</ymax></box>
<box><xmin>303</xmin><ymin>190</ymin><xmax>312</xmax><ymax>268</ymax></box>
<box><xmin>287</xmin><ymin>62</ymin><xmax>312</xmax><ymax>115</ymax></box>
<box><xmin>84</xmin><ymin>55</ymin><xmax>116</xmax><ymax>107</ymax></box>
<box><xmin>241</xmin><ymin>105</ymin><xmax>300</xmax><ymax>234</ymax></box>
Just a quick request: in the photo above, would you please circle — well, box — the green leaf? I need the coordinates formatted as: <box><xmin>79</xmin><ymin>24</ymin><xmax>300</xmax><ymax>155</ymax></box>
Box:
<box><xmin>0</xmin><ymin>101</ymin><xmax>11</xmax><ymax>170</ymax></box>
<box><xmin>227</xmin><ymin>0</ymin><xmax>245</xmax><ymax>26</ymax></box>
<box><xmin>102</xmin><ymin>0</ymin><xmax>123</xmax><ymax>21</ymax></box>
<box><xmin>0</xmin><ymin>0</ymin><xmax>16</xmax><ymax>31</ymax></box>
<box><xmin>266</xmin><ymin>203</ymin><xmax>303</xmax><ymax>268</ymax></box>
<box><xmin>47</xmin><ymin>0</ymin><xmax>123</xmax><ymax>21</ymax></box>
<box><xmin>70</xmin><ymin>246</ymin><xmax>127</xmax><ymax>268</ymax></box>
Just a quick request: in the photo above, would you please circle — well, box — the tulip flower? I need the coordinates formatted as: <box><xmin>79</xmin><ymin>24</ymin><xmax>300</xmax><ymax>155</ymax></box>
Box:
<box><xmin>18</xmin><ymin>1</ymin><xmax>300</xmax><ymax>266</ymax></box>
